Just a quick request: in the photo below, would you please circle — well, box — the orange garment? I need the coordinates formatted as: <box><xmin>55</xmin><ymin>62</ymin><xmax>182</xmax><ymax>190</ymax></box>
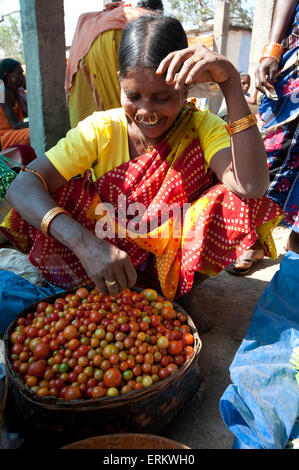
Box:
<box><xmin>65</xmin><ymin>2</ymin><xmax>154</xmax><ymax>100</ymax></box>
<box><xmin>0</xmin><ymin>99</ymin><xmax>30</xmax><ymax>149</ymax></box>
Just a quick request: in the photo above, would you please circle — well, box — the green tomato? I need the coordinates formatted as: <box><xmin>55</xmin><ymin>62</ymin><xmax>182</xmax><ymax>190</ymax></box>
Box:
<box><xmin>141</xmin><ymin>289</ymin><xmax>158</xmax><ymax>302</ymax></box>
<box><xmin>59</xmin><ymin>363</ymin><xmax>69</xmax><ymax>373</ymax></box>
<box><xmin>123</xmin><ymin>370</ymin><xmax>133</xmax><ymax>381</ymax></box>
<box><xmin>157</xmin><ymin>336</ymin><xmax>169</xmax><ymax>349</ymax></box>
<box><xmin>142</xmin><ymin>375</ymin><xmax>153</xmax><ymax>387</ymax></box>
<box><xmin>107</xmin><ymin>387</ymin><xmax>119</xmax><ymax>397</ymax></box>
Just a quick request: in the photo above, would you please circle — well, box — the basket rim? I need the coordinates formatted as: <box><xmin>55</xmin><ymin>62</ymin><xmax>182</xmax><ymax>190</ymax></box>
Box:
<box><xmin>4</xmin><ymin>286</ymin><xmax>202</xmax><ymax>410</ymax></box>
<box><xmin>61</xmin><ymin>432</ymin><xmax>190</xmax><ymax>449</ymax></box>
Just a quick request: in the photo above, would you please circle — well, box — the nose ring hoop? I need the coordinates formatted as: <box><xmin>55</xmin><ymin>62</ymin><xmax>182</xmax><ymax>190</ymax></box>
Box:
<box><xmin>149</xmin><ymin>113</ymin><xmax>158</xmax><ymax>125</ymax></box>
<box><xmin>135</xmin><ymin>112</ymin><xmax>158</xmax><ymax>125</ymax></box>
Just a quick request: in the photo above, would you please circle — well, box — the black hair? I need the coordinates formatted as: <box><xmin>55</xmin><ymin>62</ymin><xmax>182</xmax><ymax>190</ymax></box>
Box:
<box><xmin>118</xmin><ymin>15</ymin><xmax>188</xmax><ymax>78</ymax></box>
<box><xmin>239</xmin><ymin>71</ymin><xmax>250</xmax><ymax>78</ymax></box>
<box><xmin>0</xmin><ymin>58</ymin><xmax>21</xmax><ymax>85</ymax></box>
<box><xmin>137</xmin><ymin>0</ymin><xmax>164</xmax><ymax>10</ymax></box>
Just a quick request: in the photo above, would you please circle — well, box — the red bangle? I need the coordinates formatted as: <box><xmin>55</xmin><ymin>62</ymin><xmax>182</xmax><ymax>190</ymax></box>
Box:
<box><xmin>259</xmin><ymin>42</ymin><xmax>284</xmax><ymax>63</ymax></box>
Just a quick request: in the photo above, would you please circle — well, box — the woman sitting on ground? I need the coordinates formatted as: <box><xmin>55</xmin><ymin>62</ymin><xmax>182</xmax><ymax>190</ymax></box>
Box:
<box><xmin>0</xmin><ymin>58</ymin><xmax>30</xmax><ymax>150</ymax></box>
<box><xmin>1</xmin><ymin>15</ymin><xmax>283</xmax><ymax>332</ymax></box>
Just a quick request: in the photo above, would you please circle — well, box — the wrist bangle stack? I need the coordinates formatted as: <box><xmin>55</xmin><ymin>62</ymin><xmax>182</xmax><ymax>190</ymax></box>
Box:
<box><xmin>40</xmin><ymin>206</ymin><xmax>70</xmax><ymax>236</ymax></box>
<box><xmin>259</xmin><ymin>42</ymin><xmax>284</xmax><ymax>63</ymax></box>
<box><xmin>225</xmin><ymin>114</ymin><xmax>257</xmax><ymax>136</ymax></box>
<box><xmin>20</xmin><ymin>167</ymin><xmax>48</xmax><ymax>191</ymax></box>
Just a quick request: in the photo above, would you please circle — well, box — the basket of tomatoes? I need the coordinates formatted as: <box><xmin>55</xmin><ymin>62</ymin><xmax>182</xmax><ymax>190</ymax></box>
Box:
<box><xmin>4</xmin><ymin>286</ymin><xmax>202</xmax><ymax>447</ymax></box>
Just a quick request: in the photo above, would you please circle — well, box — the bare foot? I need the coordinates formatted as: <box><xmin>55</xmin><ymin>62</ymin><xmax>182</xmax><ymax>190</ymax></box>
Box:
<box><xmin>176</xmin><ymin>273</ymin><xmax>212</xmax><ymax>334</ymax></box>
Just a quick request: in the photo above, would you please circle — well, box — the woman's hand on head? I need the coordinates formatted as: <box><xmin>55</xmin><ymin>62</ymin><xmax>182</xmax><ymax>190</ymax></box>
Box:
<box><xmin>156</xmin><ymin>44</ymin><xmax>238</xmax><ymax>90</ymax></box>
<box><xmin>74</xmin><ymin>233</ymin><xmax>137</xmax><ymax>297</ymax></box>
<box><xmin>255</xmin><ymin>58</ymin><xmax>279</xmax><ymax>94</ymax></box>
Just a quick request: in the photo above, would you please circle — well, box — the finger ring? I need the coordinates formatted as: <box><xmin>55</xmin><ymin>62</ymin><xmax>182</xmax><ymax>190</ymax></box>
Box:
<box><xmin>105</xmin><ymin>279</ymin><xmax>117</xmax><ymax>287</ymax></box>
<box><xmin>192</xmin><ymin>54</ymin><xmax>201</xmax><ymax>63</ymax></box>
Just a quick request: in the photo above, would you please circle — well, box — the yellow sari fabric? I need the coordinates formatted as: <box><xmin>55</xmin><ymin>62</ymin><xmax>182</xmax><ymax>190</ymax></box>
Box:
<box><xmin>68</xmin><ymin>29</ymin><xmax>123</xmax><ymax>128</ymax></box>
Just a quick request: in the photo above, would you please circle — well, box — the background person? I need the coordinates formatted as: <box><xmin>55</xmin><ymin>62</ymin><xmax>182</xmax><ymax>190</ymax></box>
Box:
<box><xmin>1</xmin><ymin>15</ymin><xmax>283</xmax><ymax>332</ymax></box>
<box><xmin>66</xmin><ymin>0</ymin><xmax>164</xmax><ymax>128</ymax></box>
<box><xmin>226</xmin><ymin>0</ymin><xmax>299</xmax><ymax>275</ymax></box>
<box><xmin>0</xmin><ymin>58</ymin><xmax>30</xmax><ymax>150</ymax></box>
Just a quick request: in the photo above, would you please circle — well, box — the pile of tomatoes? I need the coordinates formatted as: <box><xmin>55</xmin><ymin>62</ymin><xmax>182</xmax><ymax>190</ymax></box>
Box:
<box><xmin>8</xmin><ymin>287</ymin><xmax>195</xmax><ymax>401</ymax></box>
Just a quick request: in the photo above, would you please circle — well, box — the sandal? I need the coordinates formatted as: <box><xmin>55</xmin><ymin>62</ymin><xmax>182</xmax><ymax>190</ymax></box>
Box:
<box><xmin>225</xmin><ymin>248</ymin><xmax>264</xmax><ymax>276</ymax></box>
<box><xmin>225</xmin><ymin>257</ymin><xmax>263</xmax><ymax>276</ymax></box>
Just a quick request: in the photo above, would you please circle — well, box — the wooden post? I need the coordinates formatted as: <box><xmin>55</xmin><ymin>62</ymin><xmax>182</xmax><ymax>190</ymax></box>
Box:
<box><xmin>210</xmin><ymin>0</ymin><xmax>231</xmax><ymax>114</ymax></box>
<box><xmin>19</xmin><ymin>0</ymin><xmax>70</xmax><ymax>156</ymax></box>
<box><xmin>248</xmin><ymin>0</ymin><xmax>276</xmax><ymax>96</ymax></box>
<box><xmin>213</xmin><ymin>0</ymin><xmax>231</xmax><ymax>55</ymax></box>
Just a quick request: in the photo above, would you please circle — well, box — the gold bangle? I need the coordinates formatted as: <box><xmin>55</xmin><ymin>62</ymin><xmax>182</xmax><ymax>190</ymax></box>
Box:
<box><xmin>259</xmin><ymin>42</ymin><xmax>284</xmax><ymax>63</ymax></box>
<box><xmin>40</xmin><ymin>207</ymin><xmax>70</xmax><ymax>236</ymax></box>
<box><xmin>225</xmin><ymin>114</ymin><xmax>257</xmax><ymax>136</ymax></box>
<box><xmin>20</xmin><ymin>167</ymin><xmax>48</xmax><ymax>191</ymax></box>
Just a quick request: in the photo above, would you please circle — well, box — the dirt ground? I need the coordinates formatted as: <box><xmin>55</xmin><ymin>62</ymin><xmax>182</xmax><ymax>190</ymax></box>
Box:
<box><xmin>160</xmin><ymin>225</ymin><xmax>291</xmax><ymax>449</ymax></box>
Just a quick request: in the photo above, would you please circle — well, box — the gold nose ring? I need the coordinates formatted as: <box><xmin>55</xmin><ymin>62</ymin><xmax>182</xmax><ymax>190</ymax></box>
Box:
<box><xmin>149</xmin><ymin>113</ymin><xmax>158</xmax><ymax>125</ymax></box>
<box><xmin>135</xmin><ymin>112</ymin><xmax>144</xmax><ymax>123</ymax></box>
<box><xmin>135</xmin><ymin>112</ymin><xmax>158</xmax><ymax>125</ymax></box>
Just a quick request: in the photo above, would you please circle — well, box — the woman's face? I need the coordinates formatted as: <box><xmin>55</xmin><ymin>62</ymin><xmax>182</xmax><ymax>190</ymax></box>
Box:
<box><xmin>7</xmin><ymin>64</ymin><xmax>25</xmax><ymax>89</ymax></box>
<box><xmin>120</xmin><ymin>67</ymin><xmax>187</xmax><ymax>142</ymax></box>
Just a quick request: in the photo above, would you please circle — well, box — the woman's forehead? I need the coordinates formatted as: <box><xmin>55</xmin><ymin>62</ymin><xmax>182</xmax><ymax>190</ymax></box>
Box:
<box><xmin>121</xmin><ymin>67</ymin><xmax>170</xmax><ymax>90</ymax></box>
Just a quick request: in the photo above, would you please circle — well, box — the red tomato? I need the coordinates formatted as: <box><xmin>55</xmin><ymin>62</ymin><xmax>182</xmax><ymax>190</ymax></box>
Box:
<box><xmin>184</xmin><ymin>345</ymin><xmax>194</xmax><ymax>357</ymax></box>
<box><xmin>158</xmin><ymin>368</ymin><xmax>170</xmax><ymax>379</ymax></box>
<box><xmin>11</xmin><ymin>343</ymin><xmax>24</xmax><ymax>355</ymax></box>
<box><xmin>89</xmin><ymin>311</ymin><xmax>102</xmax><ymax>324</ymax></box>
<box><xmin>150</xmin><ymin>315</ymin><xmax>161</xmax><ymax>328</ymax></box>
<box><xmin>55</xmin><ymin>318</ymin><xmax>68</xmax><ymax>332</ymax></box>
<box><xmin>25</xmin><ymin>326</ymin><xmax>38</xmax><ymax>338</ymax></box>
<box><xmin>37</xmin><ymin>302</ymin><xmax>48</xmax><ymax>313</ymax></box>
<box><xmin>64</xmin><ymin>386</ymin><xmax>82</xmax><ymax>401</ymax></box>
<box><xmin>63</xmin><ymin>325</ymin><xmax>77</xmax><ymax>340</ymax></box>
<box><xmin>103</xmin><ymin>368</ymin><xmax>122</xmax><ymax>388</ymax></box>
<box><xmin>91</xmin><ymin>386</ymin><xmax>106</xmax><ymax>399</ymax></box>
<box><xmin>182</xmin><ymin>333</ymin><xmax>194</xmax><ymax>345</ymax></box>
<box><xmin>54</xmin><ymin>298</ymin><xmax>67</xmax><ymax>311</ymax></box>
<box><xmin>166</xmin><ymin>363</ymin><xmax>178</xmax><ymax>374</ymax></box>
<box><xmin>77</xmin><ymin>344</ymin><xmax>89</xmax><ymax>357</ymax></box>
<box><xmin>161</xmin><ymin>307</ymin><xmax>176</xmax><ymax>321</ymax></box>
<box><xmin>28</xmin><ymin>360</ymin><xmax>46</xmax><ymax>378</ymax></box>
<box><xmin>168</xmin><ymin>340</ymin><xmax>183</xmax><ymax>356</ymax></box>
<box><xmin>76</xmin><ymin>288</ymin><xmax>90</xmax><ymax>300</ymax></box>
<box><xmin>33</xmin><ymin>342</ymin><xmax>52</xmax><ymax>360</ymax></box>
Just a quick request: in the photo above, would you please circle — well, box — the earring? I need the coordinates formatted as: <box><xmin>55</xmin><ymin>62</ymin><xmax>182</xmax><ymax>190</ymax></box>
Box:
<box><xmin>135</xmin><ymin>112</ymin><xmax>144</xmax><ymax>123</ymax></box>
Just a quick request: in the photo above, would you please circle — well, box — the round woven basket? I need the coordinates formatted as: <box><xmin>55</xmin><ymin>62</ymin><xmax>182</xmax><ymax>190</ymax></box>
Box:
<box><xmin>61</xmin><ymin>433</ymin><xmax>190</xmax><ymax>449</ymax></box>
<box><xmin>4</xmin><ymin>287</ymin><xmax>202</xmax><ymax>447</ymax></box>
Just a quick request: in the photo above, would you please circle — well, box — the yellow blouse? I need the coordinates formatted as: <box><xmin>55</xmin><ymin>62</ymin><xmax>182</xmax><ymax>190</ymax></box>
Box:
<box><xmin>45</xmin><ymin>106</ymin><xmax>230</xmax><ymax>181</ymax></box>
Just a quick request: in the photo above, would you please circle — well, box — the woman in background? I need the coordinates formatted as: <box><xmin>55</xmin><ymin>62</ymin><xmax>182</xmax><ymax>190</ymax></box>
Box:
<box><xmin>0</xmin><ymin>58</ymin><xmax>30</xmax><ymax>150</ymax></box>
<box><xmin>226</xmin><ymin>0</ymin><xmax>299</xmax><ymax>275</ymax></box>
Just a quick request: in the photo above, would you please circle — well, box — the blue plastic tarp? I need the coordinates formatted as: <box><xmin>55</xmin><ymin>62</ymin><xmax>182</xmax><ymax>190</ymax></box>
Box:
<box><xmin>220</xmin><ymin>251</ymin><xmax>299</xmax><ymax>449</ymax></box>
<box><xmin>0</xmin><ymin>270</ymin><xmax>64</xmax><ymax>336</ymax></box>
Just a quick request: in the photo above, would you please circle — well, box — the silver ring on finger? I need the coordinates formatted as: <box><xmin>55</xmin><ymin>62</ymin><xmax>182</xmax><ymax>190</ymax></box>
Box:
<box><xmin>105</xmin><ymin>279</ymin><xmax>117</xmax><ymax>288</ymax></box>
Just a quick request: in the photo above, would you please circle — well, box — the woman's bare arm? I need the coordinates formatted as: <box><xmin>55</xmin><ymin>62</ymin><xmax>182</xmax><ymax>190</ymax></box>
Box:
<box><xmin>157</xmin><ymin>45</ymin><xmax>269</xmax><ymax>198</ymax></box>
<box><xmin>6</xmin><ymin>155</ymin><xmax>137</xmax><ymax>294</ymax></box>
